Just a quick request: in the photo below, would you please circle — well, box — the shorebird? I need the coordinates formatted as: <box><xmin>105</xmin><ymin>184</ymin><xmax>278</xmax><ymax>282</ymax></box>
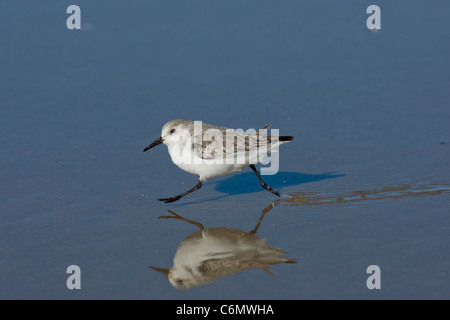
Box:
<box><xmin>143</xmin><ymin>119</ymin><xmax>293</xmax><ymax>203</ymax></box>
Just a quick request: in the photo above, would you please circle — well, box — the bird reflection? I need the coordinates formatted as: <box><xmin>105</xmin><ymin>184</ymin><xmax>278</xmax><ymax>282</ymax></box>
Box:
<box><xmin>149</xmin><ymin>203</ymin><xmax>296</xmax><ymax>289</ymax></box>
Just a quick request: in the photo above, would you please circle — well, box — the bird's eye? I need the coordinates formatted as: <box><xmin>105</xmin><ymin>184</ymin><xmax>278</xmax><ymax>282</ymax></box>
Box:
<box><xmin>175</xmin><ymin>279</ymin><xmax>184</xmax><ymax>286</ymax></box>
<box><xmin>170</xmin><ymin>129</ymin><xmax>176</xmax><ymax>134</ymax></box>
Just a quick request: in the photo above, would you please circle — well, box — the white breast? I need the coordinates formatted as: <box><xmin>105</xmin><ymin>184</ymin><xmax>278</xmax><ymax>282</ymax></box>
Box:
<box><xmin>167</xmin><ymin>142</ymin><xmax>247</xmax><ymax>180</ymax></box>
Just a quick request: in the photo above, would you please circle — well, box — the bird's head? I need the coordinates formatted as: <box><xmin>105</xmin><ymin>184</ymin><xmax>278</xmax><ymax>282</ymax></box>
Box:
<box><xmin>143</xmin><ymin>119</ymin><xmax>192</xmax><ymax>152</ymax></box>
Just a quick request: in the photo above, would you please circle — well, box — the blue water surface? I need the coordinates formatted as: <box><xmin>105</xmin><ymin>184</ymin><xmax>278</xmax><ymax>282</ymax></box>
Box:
<box><xmin>0</xmin><ymin>0</ymin><xmax>449</xmax><ymax>299</ymax></box>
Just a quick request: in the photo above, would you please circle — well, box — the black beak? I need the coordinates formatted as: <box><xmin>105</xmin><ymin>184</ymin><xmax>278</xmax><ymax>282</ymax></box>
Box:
<box><xmin>143</xmin><ymin>137</ymin><xmax>163</xmax><ymax>152</ymax></box>
<box><xmin>148</xmin><ymin>266</ymin><xmax>170</xmax><ymax>276</ymax></box>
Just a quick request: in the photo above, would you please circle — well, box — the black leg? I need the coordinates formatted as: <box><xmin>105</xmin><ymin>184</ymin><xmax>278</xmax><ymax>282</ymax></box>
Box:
<box><xmin>249</xmin><ymin>202</ymin><xmax>275</xmax><ymax>235</ymax></box>
<box><xmin>158</xmin><ymin>180</ymin><xmax>203</xmax><ymax>203</ymax></box>
<box><xmin>157</xmin><ymin>210</ymin><xmax>205</xmax><ymax>230</ymax></box>
<box><xmin>249</xmin><ymin>164</ymin><xmax>281</xmax><ymax>197</ymax></box>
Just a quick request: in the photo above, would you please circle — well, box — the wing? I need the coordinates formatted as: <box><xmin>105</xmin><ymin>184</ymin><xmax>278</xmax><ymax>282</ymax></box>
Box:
<box><xmin>197</xmin><ymin>124</ymin><xmax>276</xmax><ymax>161</ymax></box>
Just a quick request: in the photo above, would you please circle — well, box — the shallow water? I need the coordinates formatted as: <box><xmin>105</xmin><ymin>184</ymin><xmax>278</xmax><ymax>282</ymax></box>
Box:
<box><xmin>1</xmin><ymin>1</ymin><xmax>449</xmax><ymax>299</ymax></box>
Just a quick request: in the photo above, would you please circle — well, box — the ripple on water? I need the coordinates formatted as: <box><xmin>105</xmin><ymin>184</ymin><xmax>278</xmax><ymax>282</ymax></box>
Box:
<box><xmin>280</xmin><ymin>183</ymin><xmax>450</xmax><ymax>206</ymax></box>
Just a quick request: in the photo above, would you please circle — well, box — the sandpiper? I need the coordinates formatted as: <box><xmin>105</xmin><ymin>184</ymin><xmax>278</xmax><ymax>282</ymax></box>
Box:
<box><xmin>143</xmin><ymin>119</ymin><xmax>293</xmax><ymax>203</ymax></box>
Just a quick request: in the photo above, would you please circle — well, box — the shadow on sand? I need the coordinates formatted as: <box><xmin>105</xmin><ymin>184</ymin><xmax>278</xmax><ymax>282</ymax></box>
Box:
<box><xmin>211</xmin><ymin>171</ymin><xmax>345</xmax><ymax>196</ymax></box>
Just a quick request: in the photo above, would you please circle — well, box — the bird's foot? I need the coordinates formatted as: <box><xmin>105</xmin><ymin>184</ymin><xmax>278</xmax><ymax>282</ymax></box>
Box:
<box><xmin>157</xmin><ymin>196</ymin><xmax>182</xmax><ymax>203</ymax></box>
<box><xmin>262</xmin><ymin>184</ymin><xmax>281</xmax><ymax>197</ymax></box>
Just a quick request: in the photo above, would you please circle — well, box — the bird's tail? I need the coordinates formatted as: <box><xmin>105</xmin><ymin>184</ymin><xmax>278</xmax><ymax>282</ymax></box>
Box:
<box><xmin>279</xmin><ymin>136</ymin><xmax>294</xmax><ymax>142</ymax></box>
